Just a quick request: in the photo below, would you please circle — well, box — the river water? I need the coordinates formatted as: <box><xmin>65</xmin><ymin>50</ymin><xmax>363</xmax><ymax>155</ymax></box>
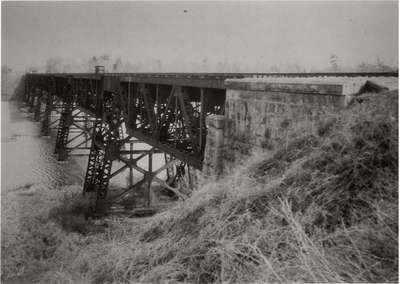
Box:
<box><xmin>1</xmin><ymin>100</ymin><xmax>167</xmax><ymax>192</ymax></box>
<box><xmin>1</xmin><ymin>101</ymin><xmax>86</xmax><ymax>192</ymax></box>
<box><xmin>1</xmin><ymin>101</ymin><xmax>88</xmax><ymax>281</ymax></box>
<box><xmin>1</xmin><ymin>100</ymin><xmax>168</xmax><ymax>234</ymax></box>
<box><xmin>1</xmin><ymin>101</ymin><xmax>170</xmax><ymax>281</ymax></box>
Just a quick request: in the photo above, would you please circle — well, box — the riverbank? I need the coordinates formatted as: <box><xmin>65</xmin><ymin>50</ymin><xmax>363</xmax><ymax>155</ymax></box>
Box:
<box><xmin>1</xmin><ymin>101</ymin><xmax>86</xmax><ymax>282</ymax></box>
<box><xmin>0</xmin><ymin>101</ymin><xmax>170</xmax><ymax>282</ymax></box>
<box><xmin>2</xmin><ymin>90</ymin><xmax>398</xmax><ymax>283</ymax></box>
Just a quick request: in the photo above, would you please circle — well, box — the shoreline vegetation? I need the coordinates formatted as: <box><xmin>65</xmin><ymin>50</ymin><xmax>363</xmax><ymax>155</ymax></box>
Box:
<box><xmin>2</xmin><ymin>89</ymin><xmax>398</xmax><ymax>283</ymax></box>
<box><xmin>1</xmin><ymin>52</ymin><xmax>397</xmax><ymax>101</ymax></box>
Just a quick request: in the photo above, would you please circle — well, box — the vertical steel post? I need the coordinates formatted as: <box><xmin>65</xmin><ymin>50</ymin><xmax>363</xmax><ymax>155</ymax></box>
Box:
<box><xmin>200</xmin><ymin>88</ymin><xmax>205</xmax><ymax>151</ymax></box>
<box><xmin>129</xmin><ymin>142</ymin><xmax>133</xmax><ymax>188</ymax></box>
<box><xmin>40</xmin><ymin>92</ymin><xmax>52</xmax><ymax>136</ymax></box>
<box><xmin>155</xmin><ymin>84</ymin><xmax>159</xmax><ymax>138</ymax></box>
<box><xmin>54</xmin><ymin>80</ymin><xmax>74</xmax><ymax>161</ymax></box>
<box><xmin>24</xmin><ymin>75</ymin><xmax>29</xmax><ymax>104</ymax></box>
<box><xmin>147</xmin><ymin>148</ymin><xmax>153</xmax><ymax>208</ymax></box>
<box><xmin>82</xmin><ymin>118</ymin><xmax>102</xmax><ymax>196</ymax></box>
<box><xmin>83</xmin><ymin>74</ymin><xmax>105</xmax><ymax>196</ymax></box>
<box><xmin>41</xmin><ymin>78</ymin><xmax>56</xmax><ymax>136</ymax></box>
<box><xmin>34</xmin><ymin>90</ymin><xmax>43</xmax><ymax>121</ymax></box>
<box><xmin>28</xmin><ymin>88</ymin><xmax>37</xmax><ymax>112</ymax></box>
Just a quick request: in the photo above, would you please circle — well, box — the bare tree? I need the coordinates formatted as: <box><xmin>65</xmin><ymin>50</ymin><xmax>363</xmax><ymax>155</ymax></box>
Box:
<box><xmin>155</xmin><ymin>59</ymin><xmax>162</xmax><ymax>72</ymax></box>
<box><xmin>2</xmin><ymin>65</ymin><xmax>12</xmax><ymax>75</ymax></box>
<box><xmin>269</xmin><ymin>65</ymin><xmax>280</xmax><ymax>73</ymax></box>
<box><xmin>27</xmin><ymin>67</ymin><xmax>39</xmax><ymax>73</ymax></box>
<box><xmin>100</xmin><ymin>54</ymin><xmax>110</xmax><ymax>61</ymax></box>
<box><xmin>357</xmin><ymin>61</ymin><xmax>369</xmax><ymax>72</ymax></box>
<box><xmin>294</xmin><ymin>63</ymin><xmax>305</xmax><ymax>73</ymax></box>
<box><xmin>100</xmin><ymin>54</ymin><xmax>111</xmax><ymax>71</ymax></box>
<box><xmin>357</xmin><ymin>58</ymin><xmax>396</xmax><ymax>72</ymax></box>
<box><xmin>201</xmin><ymin>58</ymin><xmax>208</xmax><ymax>71</ymax></box>
<box><xmin>113</xmin><ymin>58</ymin><xmax>123</xmax><ymax>72</ymax></box>
<box><xmin>329</xmin><ymin>54</ymin><xmax>339</xmax><ymax>72</ymax></box>
<box><xmin>2</xmin><ymin>65</ymin><xmax>13</xmax><ymax>93</ymax></box>
<box><xmin>45</xmin><ymin>57</ymin><xmax>64</xmax><ymax>73</ymax></box>
<box><xmin>87</xmin><ymin>56</ymin><xmax>99</xmax><ymax>72</ymax></box>
<box><xmin>375</xmin><ymin>57</ymin><xmax>392</xmax><ymax>72</ymax></box>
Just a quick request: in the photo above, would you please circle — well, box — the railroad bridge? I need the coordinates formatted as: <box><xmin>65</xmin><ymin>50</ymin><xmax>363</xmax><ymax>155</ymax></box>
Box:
<box><xmin>21</xmin><ymin>70</ymin><xmax>398</xmax><ymax>212</ymax></box>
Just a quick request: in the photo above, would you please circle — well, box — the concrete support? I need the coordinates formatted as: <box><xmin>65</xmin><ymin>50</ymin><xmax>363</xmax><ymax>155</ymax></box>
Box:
<box><xmin>216</xmin><ymin>77</ymin><xmax>366</xmax><ymax>172</ymax></box>
<box><xmin>201</xmin><ymin>77</ymin><xmax>392</xmax><ymax>175</ymax></box>
<box><xmin>203</xmin><ymin>114</ymin><xmax>226</xmax><ymax>176</ymax></box>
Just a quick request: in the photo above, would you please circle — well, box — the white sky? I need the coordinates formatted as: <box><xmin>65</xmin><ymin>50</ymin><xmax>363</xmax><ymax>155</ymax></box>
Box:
<box><xmin>1</xmin><ymin>1</ymin><xmax>398</xmax><ymax>72</ymax></box>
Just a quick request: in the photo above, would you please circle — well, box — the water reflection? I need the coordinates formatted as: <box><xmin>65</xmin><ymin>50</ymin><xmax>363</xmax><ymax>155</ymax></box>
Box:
<box><xmin>1</xmin><ymin>101</ymin><xmax>85</xmax><ymax>192</ymax></box>
<box><xmin>1</xmin><ymin>101</ymin><xmax>166</xmax><ymax>195</ymax></box>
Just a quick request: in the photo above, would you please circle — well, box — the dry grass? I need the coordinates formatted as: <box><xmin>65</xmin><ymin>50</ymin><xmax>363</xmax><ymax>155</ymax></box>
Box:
<box><xmin>3</xmin><ymin>90</ymin><xmax>398</xmax><ymax>283</ymax></box>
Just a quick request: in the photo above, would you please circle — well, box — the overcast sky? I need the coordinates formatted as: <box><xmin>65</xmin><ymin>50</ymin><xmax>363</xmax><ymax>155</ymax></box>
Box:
<box><xmin>2</xmin><ymin>1</ymin><xmax>398</xmax><ymax>72</ymax></box>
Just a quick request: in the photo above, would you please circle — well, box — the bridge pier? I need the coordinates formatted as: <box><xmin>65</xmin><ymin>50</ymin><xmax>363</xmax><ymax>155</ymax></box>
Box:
<box><xmin>203</xmin><ymin>77</ymin><xmax>383</xmax><ymax>174</ymax></box>
<box><xmin>28</xmin><ymin>88</ymin><xmax>38</xmax><ymax>113</ymax></box>
<box><xmin>203</xmin><ymin>114</ymin><xmax>225</xmax><ymax>177</ymax></box>
<box><xmin>42</xmin><ymin>97</ymin><xmax>65</xmax><ymax>135</ymax></box>
<box><xmin>33</xmin><ymin>90</ymin><xmax>44</xmax><ymax>121</ymax></box>
<box><xmin>54</xmin><ymin>106</ymin><xmax>96</xmax><ymax>161</ymax></box>
<box><xmin>24</xmin><ymin>77</ymin><xmax>35</xmax><ymax>108</ymax></box>
<box><xmin>83</xmin><ymin>139</ymin><xmax>193</xmax><ymax>212</ymax></box>
<box><xmin>54</xmin><ymin>82</ymin><xmax>96</xmax><ymax>161</ymax></box>
<box><xmin>24</xmin><ymin>87</ymin><xmax>31</xmax><ymax>106</ymax></box>
<box><xmin>81</xmin><ymin>112</ymin><xmax>153</xmax><ymax>211</ymax></box>
<box><xmin>40</xmin><ymin>91</ymin><xmax>54</xmax><ymax>136</ymax></box>
<box><xmin>54</xmin><ymin>99</ymin><xmax>73</xmax><ymax>161</ymax></box>
<box><xmin>23</xmin><ymin>77</ymin><xmax>29</xmax><ymax>104</ymax></box>
<box><xmin>40</xmin><ymin>79</ymin><xmax>57</xmax><ymax>136</ymax></box>
<box><xmin>82</xmin><ymin>117</ymin><xmax>194</xmax><ymax>212</ymax></box>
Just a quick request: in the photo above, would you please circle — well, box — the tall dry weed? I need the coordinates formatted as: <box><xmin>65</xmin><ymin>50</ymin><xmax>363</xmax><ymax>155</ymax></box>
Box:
<box><xmin>4</xmin><ymin>91</ymin><xmax>397</xmax><ymax>283</ymax></box>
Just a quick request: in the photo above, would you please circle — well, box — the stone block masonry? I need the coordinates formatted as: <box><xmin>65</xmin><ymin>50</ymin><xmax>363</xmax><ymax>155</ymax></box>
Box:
<box><xmin>203</xmin><ymin>76</ymin><xmax>398</xmax><ymax>175</ymax></box>
<box><xmin>202</xmin><ymin>114</ymin><xmax>226</xmax><ymax>176</ymax></box>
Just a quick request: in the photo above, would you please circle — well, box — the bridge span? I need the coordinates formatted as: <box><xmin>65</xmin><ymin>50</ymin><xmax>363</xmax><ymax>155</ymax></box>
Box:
<box><xmin>22</xmin><ymin>71</ymin><xmax>398</xmax><ymax>212</ymax></box>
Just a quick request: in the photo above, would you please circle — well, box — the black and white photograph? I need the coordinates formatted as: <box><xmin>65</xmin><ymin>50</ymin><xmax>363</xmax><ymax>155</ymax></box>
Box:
<box><xmin>1</xmin><ymin>1</ymin><xmax>399</xmax><ymax>283</ymax></box>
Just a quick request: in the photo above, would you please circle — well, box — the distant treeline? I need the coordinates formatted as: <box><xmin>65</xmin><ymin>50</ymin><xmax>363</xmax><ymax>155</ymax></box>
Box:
<box><xmin>1</xmin><ymin>54</ymin><xmax>397</xmax><ymax>100</ymax></box>
<box><xmin>12</xmin><ymin>53</ymin><xmax>400</xmax><ymax>74</ymax></box>
<box><xmin>1</xmin><ymin>66</ymin><xmax>24</xmax><ymax>100</ymax></box>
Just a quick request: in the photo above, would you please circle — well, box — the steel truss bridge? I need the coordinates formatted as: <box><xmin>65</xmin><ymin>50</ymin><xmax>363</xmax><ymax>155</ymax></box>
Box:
<box><xmin>22</xmin><ymin>71</ymin><xmax>398</xmax><ymax>213</ymax></box>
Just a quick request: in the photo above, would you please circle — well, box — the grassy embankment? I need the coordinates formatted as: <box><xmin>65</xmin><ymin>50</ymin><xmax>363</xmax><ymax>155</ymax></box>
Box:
<box><xmin>2</xmin><ymin>90</ymin><xmax>398</xmax><ymax>283</ymax></box>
